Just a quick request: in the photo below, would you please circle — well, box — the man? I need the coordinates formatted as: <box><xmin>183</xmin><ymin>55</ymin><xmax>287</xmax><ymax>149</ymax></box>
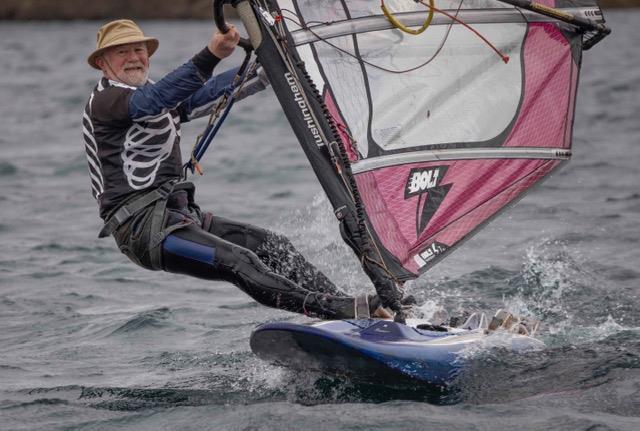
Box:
<box><xmin>82</xmin><ymin>19</ymin><xmax>387</xmax><ymax>319</ymax></box>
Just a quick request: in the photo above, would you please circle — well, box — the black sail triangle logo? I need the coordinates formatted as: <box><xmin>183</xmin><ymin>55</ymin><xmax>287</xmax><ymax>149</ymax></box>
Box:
<box><xmin>404</xmin><ymin>166</ymin><xmax>452</xmax><ymax>236</ymax></box>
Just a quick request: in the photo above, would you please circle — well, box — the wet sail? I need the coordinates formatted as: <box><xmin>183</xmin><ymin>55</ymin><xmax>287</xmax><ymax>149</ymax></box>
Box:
<box><xmin>236</xmin><ymin>0</ymin><xmax>608</xmax><ymax>283</ymax></box>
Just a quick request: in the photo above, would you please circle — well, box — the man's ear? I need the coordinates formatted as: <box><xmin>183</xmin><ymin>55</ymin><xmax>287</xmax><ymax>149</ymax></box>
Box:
<box><xmin>95</xmin><ymin>56</ymin><xmax>106</xmax><ymax>71</ymax></box>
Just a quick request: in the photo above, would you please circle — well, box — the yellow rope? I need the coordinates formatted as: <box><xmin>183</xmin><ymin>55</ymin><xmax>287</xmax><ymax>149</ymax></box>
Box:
<box><xmin>381</xmin><ymin>0</ymin><xmax>435</xmax><ymax>35</ymax></box>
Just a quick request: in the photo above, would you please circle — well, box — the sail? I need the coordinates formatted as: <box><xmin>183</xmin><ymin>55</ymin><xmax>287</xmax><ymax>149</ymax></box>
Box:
<box><xmin>237</xmin><ymin>0</ymin><xmax>607</xmax><ymax>282</ymax></box>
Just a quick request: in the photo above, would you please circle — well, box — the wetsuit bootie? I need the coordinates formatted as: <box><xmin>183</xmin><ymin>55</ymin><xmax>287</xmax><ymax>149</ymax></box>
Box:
<box><xmin>302</xmin><ymin>293</ymin><xmax>361</xmax><ymax>320</ymax></box>
<box><xmin>327</xmin><ymin>294</ymin><xmax>389</xmax><ymax>319</ymax></box>
<box><xmin>362</xmin><ymin>294</ymin><xmax>392</xmax><ymax>319</ymax></box>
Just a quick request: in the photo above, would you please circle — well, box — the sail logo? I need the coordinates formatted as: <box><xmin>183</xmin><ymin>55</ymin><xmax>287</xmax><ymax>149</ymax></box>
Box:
<box><xmin>404</xmin><ymin>166</ymin><xmax>452</xmax><ymax>235</ymax></box>
<box><xmin>284</xmin><ymin>72</ymin><xmax>324</xmax><ymax>147</ymax></box>
<box><xmin>414</xmin><ymin>241</ymin><xmax>449</xmax><ymax>267</ymax></box>
<box><xmin>405</xmin><ymin>169</ymin><xmax>440</xmax><ymax>196</ymax></box>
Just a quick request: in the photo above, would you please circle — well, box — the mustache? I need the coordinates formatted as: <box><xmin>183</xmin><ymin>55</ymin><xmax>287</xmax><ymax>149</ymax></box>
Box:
<box><xmin>123</xmin><ymin>62</ymin><xmax>145</xmax><ymax>70</ymax></box>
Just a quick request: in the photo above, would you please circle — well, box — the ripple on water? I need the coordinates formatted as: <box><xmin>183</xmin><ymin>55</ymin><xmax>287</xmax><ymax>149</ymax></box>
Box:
<box><xmin>146</xmin><ymin>350</ymin><xmax>253</xmax><ymax>372</ymax></box>
<box><xmin>0</xmin><ymin>161</ymin><xmax>18</xmax><ymax>176</ymax></box>
<box><xmin>606</xmin><ymin>192</ymin><xmax>640</xmax><ymax>202</ymax></box>
<box><xmin>53</xmin><ymin>155</ymin><xmax>88</xmax><ymax>177</ymax></box>
<box><xmin>219</xmin><ymin>302</ymin><xmax>259</xmax><ymax>310</ymax></box>
<box><xmin>269</xmin><ymin>191</ymin><xmax>293</xmax><ymax>200</ymax></box>
<box><xmin>75</xmin><ymin>383</ymin><xmax>280</xmax><ymax>411</ymax></box>
<box><xmin>30</xmin><ymin>271</ymin><xmax>66</xmax><ymax>279</ymax></box>
<box><xmin>455</xmin><ymin>328</ymin><xmax>640</xmax><ymax>406</ymax></box>
<box><xmin>31</xmin><ymin>242</ymin><xmax>111</xmax><ymax>253</ymax></box>
<box><xmin>62</xmin><ymin>292</ymin><xmax>104</xmax><ymax>302</ymax></box>
<box><xmin>109</xmin><ymin>307</ymin><xmax>174</xmax><ymax>336</ymax></box>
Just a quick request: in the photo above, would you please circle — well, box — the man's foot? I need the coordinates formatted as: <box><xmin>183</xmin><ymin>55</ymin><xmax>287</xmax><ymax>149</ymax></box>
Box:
<box><xmin>352</xmin><ymin>294</ymin><xmax>392</xmax><ymax>318</ymax></box>
<box><xmin>363</xmin><ymin>294</ymin><xmax>416</xmax><ymax>320</ymax></box>
<box><xmin>488</xmin><ymin>309</ymin><xmax>540</xmax><ymax>336</ymax></box>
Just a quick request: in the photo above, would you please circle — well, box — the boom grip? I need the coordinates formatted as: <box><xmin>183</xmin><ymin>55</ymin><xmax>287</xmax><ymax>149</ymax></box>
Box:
<box><xmin>213</xmin><ymin>0</ymin><xmax>230</xmax><ymax>33</ymax></box>
<box><xmin>213</xmin><ymin>0</ymin><xmax>253</xmax><ymax>51</ymax></box>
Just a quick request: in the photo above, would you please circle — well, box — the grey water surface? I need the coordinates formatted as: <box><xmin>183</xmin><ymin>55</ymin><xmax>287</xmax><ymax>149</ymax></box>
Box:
<box><xmin>1</xmin><ymin>11</ymin><xmax>639</xmax><ymax>431</ymax></box>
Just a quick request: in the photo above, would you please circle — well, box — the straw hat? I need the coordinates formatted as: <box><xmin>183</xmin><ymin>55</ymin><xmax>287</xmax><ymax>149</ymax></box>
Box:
<box><xmin>88</xmin><ymin>19</ymin><xmax>159</xmax><ymax>70</ymax></box>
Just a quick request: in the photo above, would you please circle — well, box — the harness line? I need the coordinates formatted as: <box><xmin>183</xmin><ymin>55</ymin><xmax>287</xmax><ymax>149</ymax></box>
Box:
<box><xmin>183</xmin><ymin>49</ymin><xmax>256</xmax><ymax>178</ymax></box>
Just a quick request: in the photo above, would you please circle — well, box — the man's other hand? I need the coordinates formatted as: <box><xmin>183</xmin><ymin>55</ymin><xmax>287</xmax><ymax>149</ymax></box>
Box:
<box><xmin>209</xmin><ymin>24</ymin><xmax>240</xmax><ymax>59</ymax></box>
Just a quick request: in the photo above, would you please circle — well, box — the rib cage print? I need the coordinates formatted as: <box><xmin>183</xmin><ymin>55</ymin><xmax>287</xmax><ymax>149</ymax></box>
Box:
<box><xmin>82</xmin><ymin>100</ymin><xmax>104</xmax><ymax>200</ymax></box>
<box><xmin>122</xmin><ymin>113</ymin><xmax>179</xmax><ymax>190</ymax></box>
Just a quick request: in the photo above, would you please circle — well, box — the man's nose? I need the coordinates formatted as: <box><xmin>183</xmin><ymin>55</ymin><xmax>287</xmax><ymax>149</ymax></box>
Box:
<box><xmin>126</xmin><ymin>50</ymin><xmax>138</xmax><ymax>61</ymax></box>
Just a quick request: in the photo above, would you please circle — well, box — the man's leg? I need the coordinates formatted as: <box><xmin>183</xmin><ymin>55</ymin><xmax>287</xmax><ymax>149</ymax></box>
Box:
<box><xmin>161</xmin><ymin>223</ymin><xmax>358</xmax><ymax>319</ymax></box>
<box><xmin>202</xmin><ymin>215</ymin><xmax>346</xmax><ymax>297</ymax></box>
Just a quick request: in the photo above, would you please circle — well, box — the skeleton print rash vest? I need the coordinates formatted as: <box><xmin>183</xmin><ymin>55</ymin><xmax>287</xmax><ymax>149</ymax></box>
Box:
<box><xmin>82</xmin><ymin>48</ymin><xmax>237</xmax><ymax>220</ymax></box>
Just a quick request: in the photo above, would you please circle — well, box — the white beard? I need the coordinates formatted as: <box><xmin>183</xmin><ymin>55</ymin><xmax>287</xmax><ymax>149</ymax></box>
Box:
<box><xmin>118</xmin><ymin>67</ymin><xmax>149</xmax><ymax>87</ymax></box>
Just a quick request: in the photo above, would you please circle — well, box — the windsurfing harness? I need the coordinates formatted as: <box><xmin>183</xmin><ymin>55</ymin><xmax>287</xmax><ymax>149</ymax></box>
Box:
<box><xmin>229</xmin><ymin>0</ymin><xmax>608</xmax><ymax>298</ymax></box>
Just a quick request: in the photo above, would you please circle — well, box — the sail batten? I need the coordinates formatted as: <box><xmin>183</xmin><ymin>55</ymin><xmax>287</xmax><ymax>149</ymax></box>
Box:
<box><xmin>290</xmin><ymin>7</ymin><xmax>606</xmax><ymax>46</ymax></box>
<box><xmin>351</xmin><ymin>147</ymin><xmax>571</xmax><ymax>173</ymax></box>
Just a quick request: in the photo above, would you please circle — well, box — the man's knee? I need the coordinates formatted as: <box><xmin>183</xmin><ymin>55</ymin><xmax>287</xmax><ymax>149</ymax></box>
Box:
<box><xmin>209</xmin><ymin>215</ymin><xmax>271</xmax><ymax>249</ymax></box>
<box><xmin>215</xmin><ymin>239</ymin><xmax>266</xmax><ymax>272</ymax></box>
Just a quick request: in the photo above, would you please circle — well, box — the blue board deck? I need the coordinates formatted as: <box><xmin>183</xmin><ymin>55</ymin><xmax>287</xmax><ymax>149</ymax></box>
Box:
<box><xmin>250</xmin><ymin>319</ymin><xmax>544</xmax><ymax>386</ymax></box>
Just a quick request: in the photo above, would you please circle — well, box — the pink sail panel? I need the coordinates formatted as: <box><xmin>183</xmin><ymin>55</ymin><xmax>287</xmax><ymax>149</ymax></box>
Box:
<box><xmin>414</xmin><ymin>159</ymin><xmax>561</xmax><ymax>268</ymax></box>
<box><xmin>354</xmin><ymin>158</ymin><xmax>562</xmax><ymax>274</ymax></box>
<box><xmin>504</xmin><ymin>23</ymin><xmax>579</xmax><ymax>149</ymax></box>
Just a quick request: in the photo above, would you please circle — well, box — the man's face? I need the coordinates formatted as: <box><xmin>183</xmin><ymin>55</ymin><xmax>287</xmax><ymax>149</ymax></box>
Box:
<box><xmin>96</xmin><ymin>42</ymin><xmax>149</xmax><ymax>87</ymax></box>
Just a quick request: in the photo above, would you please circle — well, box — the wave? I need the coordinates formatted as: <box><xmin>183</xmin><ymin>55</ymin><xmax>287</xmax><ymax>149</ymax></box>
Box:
<box><xmin>0</xmin><ymin>160</ymin><xmax>17</xmax><ymax>176</ymax></box>
<box><xmin>1</xmin><ymin>398</ymin><xmax>70</xmax><ymax>410</ymax></box>
<box><xmin>108</xmin><ymin>307</ymin><xmax>173</xmax><ymax>336</ymax></box>
<box><xmin>219</xmin><ymin>302</ymin><xmax>259</xmax><ymax>310</ymax></box>
<box><xmin>454</xmin><ymin>326</ymin><xmax>640</xmax><ymax>405</ymax></box>
<box><xmin>606</xmin><ymin>192</ymin><xmax>640</xmax><ymax>202</ymax></box>
<box><xmin>53</xmin><ymin>154</ymin><xmax>90</xmax><ymax>177</ymax></box>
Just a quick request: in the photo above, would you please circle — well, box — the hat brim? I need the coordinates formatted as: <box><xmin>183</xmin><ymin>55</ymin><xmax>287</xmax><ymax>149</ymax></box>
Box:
<box><xmin>88</xmin><ymin>37</ymin><xmax>158</xmax><ymax>70</ymax></box>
